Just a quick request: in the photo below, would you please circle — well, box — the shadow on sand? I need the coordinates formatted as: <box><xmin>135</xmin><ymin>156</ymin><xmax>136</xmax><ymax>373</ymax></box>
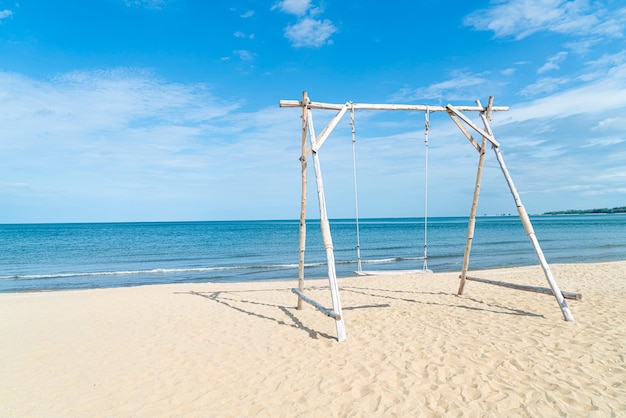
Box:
<box><xmin>179</xmin><ymin>281</ymin><xmax>544</xmax><ymax>341</ymax></box>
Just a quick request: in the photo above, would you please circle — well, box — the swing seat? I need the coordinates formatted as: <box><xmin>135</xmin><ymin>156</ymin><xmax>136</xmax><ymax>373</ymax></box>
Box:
<box><xmin>355</xmin><ymin>268</ymin><xmax>433</xmax><ymax>276</ymax></box>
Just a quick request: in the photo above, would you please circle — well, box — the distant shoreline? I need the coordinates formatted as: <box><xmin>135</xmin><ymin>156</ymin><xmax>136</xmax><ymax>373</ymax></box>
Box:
<box><xmin>543</xmin><ymin>206</ymin><xmax>626</xmax><ymax>215</ymax></box>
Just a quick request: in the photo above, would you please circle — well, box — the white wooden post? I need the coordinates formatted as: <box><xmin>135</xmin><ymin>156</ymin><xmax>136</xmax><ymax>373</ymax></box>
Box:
<box><xmin>297</xmin><ymin>91</ymin><xmax>309</xmax><ymax>310</ymax></box>
<box><xmin>459</xmin><ymin>138</ymin><xmax>487</xmax><ymax>295</ymax></box>
<box><xmin>459</xmin><ymin>98</ymin><xmax>493</xmax><ymax>294</ymax></box>
<box><xmin>485</xmin><ymin>119</ymin><xmax>575</xmax><ymax>322</ymax></box>
<box><xmin>307</xmin><ymin>110</ymin><xmax>347</xmax><ymax>342</ymax></box>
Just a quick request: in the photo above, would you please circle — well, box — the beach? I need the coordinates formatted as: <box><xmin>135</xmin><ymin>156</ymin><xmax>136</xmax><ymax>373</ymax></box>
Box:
<box><xmin>1</xmin><ymin>261</ymin><xmax>625</xmax><ymax>417</ymax></box>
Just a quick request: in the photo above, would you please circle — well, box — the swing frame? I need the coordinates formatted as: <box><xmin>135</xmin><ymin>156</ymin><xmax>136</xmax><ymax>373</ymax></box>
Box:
<box><xmin>280</xmin><ymin>91</ymin><xmax>574</xmax><ymax>342</ymax></box>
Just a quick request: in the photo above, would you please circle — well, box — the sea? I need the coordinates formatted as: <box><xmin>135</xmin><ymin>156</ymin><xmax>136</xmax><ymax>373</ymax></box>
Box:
<box><xmin>1</xmin><ymin>214</ymin><xmax>625</xmax><ymax>293</ymax></box>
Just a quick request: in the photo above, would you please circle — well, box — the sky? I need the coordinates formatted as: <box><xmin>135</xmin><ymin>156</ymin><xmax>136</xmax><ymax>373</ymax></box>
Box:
<box><xmin>1</xmin><ymin>0</ymin><xmax>625</xmax><ymax>223</ymax></box>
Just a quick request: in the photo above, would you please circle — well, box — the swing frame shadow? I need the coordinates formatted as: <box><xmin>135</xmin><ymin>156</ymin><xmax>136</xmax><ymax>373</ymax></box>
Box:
<box><xmin>280</xmin><ymin>92</ymin><xmax>574</xmax><ymax>342</ymax></box>
<box><xmin>179</xmin><ymin>288</ymin><xmax>391</xmax><ymax>341</ymax></box>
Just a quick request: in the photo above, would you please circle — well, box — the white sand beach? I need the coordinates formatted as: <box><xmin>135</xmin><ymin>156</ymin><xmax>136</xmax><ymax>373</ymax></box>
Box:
<box><xmin>1</xmin><ymin>261</ymin><xmax>625</xmax><ymax>417</ymax></box>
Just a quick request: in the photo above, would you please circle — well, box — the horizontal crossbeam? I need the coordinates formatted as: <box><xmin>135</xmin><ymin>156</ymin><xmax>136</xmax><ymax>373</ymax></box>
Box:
<box><xmin>292</xmin><ymin>288</ymin><xmax>342</xmax><ymax>320</ymax></box>
<box><xmin>280</xmin><ymin>100</ymin><xmax>509</xmax><ymax>113</ymax></box>
<box><xmin>462</xmin><ymin>276</ymin><xmax>582</xmax><ymax>300</ymax></box>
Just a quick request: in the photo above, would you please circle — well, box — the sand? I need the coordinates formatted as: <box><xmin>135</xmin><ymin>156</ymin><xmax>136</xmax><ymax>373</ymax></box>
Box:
<box><xmin>1</xmin><ymin>261</ymin><xmax>625</xmax><ymax>417</ymax></box>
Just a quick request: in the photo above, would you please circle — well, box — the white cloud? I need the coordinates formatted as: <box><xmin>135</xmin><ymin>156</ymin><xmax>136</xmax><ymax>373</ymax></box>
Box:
<box><xmin>233</xmin><ymin>50</ymin><xmax>255</xmax><ymax>61</ymax></box>
<box><xmin>272</xmin><ymin>0</ymin><xmax>335</xmax><ymax>48</ymax></box>
<box><xmin>0</xmin><ymin>69</ymin><xmax>241</xmax><ymax>164</ymax></box>
<box><xmin>234</xmin><ymin>31</ymin><xmax>254</xmax><ymax>40</ymax></box>
<box><xmin>563</xmin><ymin>39</ymin><xmax>598</xmax><ymax>55</ymax></box>
<box><xmin>390</xmin><ymin>73</ymin><xmax>490</xmax><ymax>102</ymax></box>
<box><xmin>581</xmin><ymin>137</ymin><xmax>624</xmax><ymax>147</ymax></box>
<box><xmin>0</xmin><ymin>69</ymin><xmax>313</xmax><ymax>222</ymax></box>
<box><xmin>501</xmin><ymin>63</ymin><xmax>626</xmax><ymax>123</ymax></box>
<box><xmin>272</xmin><ymin>0</ymin><xmax>311</xmax><ymax>16</ymax></box>
<box><xmin>284</xmin><ymin>17</ymin><xmax>336</xmax><ymax>48</ymax></box>
<box><xmin>588</xmin><ymin>51</ymin><xmax>626</xmax><ymax>67</ymax></box>
<box><xmin>519</xmin><ymin>76</ymin><xmax>569</xmax><ymax>97</ymax></box>
<box><xmin>123</xmin><ymin>0</ymin><xmax>167</xmax><ymax>10</ymax></box>
<box><xmin>592</xmin><ymin>6</ymin><xmax>626</xmax><ymax>38</ymax></box>
<box><xmin>593</xmin><ymin>117</ymin><xmax>626</xmax><ymax>131</ymax></box>
<box><xmin>234</xmin><ymin>31</ymin><xmax>245</xmax><ymax>38</ymax></box>
<box><xmin>464</xmin><ymin>0</ymin><xmax>624</xmax><ymax>41</ymax></box>
<box><xmin>0</xmin><ymin>9</ymin><xmax>12</xmax><ymax>21</ymax></box>
<box><xmin>240</xmin><ymin>10</ymin><xmax>254</xmax><ymax>18</ymax></box>
<box><xmin>537</xmin><ymin>51</ymin><xmax>568</xmax><ymax>74</ymax></box>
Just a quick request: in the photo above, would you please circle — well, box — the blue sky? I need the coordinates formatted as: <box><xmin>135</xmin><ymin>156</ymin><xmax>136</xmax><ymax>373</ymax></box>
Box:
<box><xmin>1</xmin><ymin>0</ymin><xmax>625</xmax><ymax>223</ymax></box>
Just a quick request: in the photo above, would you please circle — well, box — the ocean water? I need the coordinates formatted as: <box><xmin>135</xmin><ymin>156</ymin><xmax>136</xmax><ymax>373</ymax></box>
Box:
<box><xmin>1</xmin><ymin>215</ymin><xmax>625</xmax><ymax>292</ymax></box>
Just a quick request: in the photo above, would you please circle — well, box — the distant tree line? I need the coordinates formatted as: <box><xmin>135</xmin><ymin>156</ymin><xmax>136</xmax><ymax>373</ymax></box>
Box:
<box><xmin>544</xmin><ymin>206</ymin><xmax>626</xmax><ymax>215</ymax></box>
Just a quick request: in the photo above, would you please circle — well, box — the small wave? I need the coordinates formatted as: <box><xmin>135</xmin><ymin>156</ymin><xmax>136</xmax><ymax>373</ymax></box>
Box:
<box><xmin>304</xmin><ymin>261</ymin><xmax>328</xmax><ymax>267</ymax></box>
<box><xmin>597</xmin><ymin>243</ymin><xmax>626</xmax><ymax>249</ymax></box>
<box><xmin>0</xmin><ymin>264</ymin><xmax>304</xmax><ymax>281</ymax></box>
<box><xmin>366</xmin><ymin>258</ymin><xmax>401</xmax><ymax>264</ymax></box>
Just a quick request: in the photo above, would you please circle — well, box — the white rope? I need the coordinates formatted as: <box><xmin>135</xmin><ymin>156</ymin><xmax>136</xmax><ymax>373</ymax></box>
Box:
<box><xmin>351</xmin><ymin>106</ymin><xmax>431</xmax><ymax>274</ymax></box>
<box><xmin>423</xmin><ymin>107</ymin><xmax>430</xmax><ymax>272</ymax></box>
<box><xmin>350</xmin><ymin>104</ymin><xmax>363</xmax><ymax>273</ymax></box>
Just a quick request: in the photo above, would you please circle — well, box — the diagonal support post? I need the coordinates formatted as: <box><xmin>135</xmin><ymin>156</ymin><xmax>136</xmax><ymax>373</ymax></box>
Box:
<box><xmin>306</xmin><ymin>102</ymin><xmax>347</xmax><ymax>342</ymax></box>
<box><xmin>482</xmin><ymin>113</ymin><xmax>574</xmax><ymax>322</ymax></box>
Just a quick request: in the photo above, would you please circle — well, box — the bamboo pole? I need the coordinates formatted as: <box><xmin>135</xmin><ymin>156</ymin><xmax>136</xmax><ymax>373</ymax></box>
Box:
<box><xmin>280</xmin><ymin>100</ymin><xmax>509</xmax><ymax>113</ymax></box>
<box><xmin>291</xmin><ymin>288</ymin><xmax>341</xmax><ymax>319</ymax></box>
<box><xmin>301</xmin><ymin>104</ymin><xmax>350</xmax><ymax>158</ymax></box>
<box><xmin>488</xmin><ymin>121</ymin><xmax>574</xmax><ymax>321</ymax></box>
<box><xmin>312</xmin><ymin>103</ymin><xmax>349</xmax><ymax>152</ymax></box>
<box><xmin>458</xmin><ymin>98</ymin><xmax>493</xmax><ymax>294</ymax></box>
<box><xmin>446</xmin><ymin>104</ymin><xmax>500</xmax><ymax>147</ymax></box>
<box><xmin>448</xmin><ymin>113</ymin><xmax>482</xmax><ymax>153</ymax></box>
<box><xmin>462</xmin><ymin>276</ymin><xmax>582</xmax><ymax>300</ymax></box>
<box><xmin>297</xmin><ymin>91</ymin><xmax>309</xmax><ymax>310</ymax></box>
<box><xmin>307</xmin><ymin>112</ymin><xmax>347</xmax><ymax>342</ymax></box>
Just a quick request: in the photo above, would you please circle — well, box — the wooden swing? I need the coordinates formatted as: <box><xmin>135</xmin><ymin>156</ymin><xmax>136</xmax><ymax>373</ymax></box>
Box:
<box><xmin>280</xmin><ymin>92</ymin><xmax>576</xmax><ymax>343</ymax></box>
<box><xmin>351</xmin><ymin>105</ymin><xmax>433</xmax><ymax>276</ymax></box>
